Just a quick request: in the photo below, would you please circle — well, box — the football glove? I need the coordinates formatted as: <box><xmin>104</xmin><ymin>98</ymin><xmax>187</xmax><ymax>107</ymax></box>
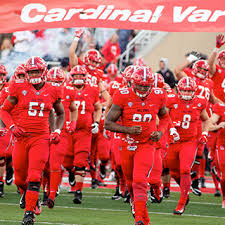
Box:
<box><xmin>91</xmin><ymin>122</ymin><xmax>99</xmax><ymax>134</ymax></box>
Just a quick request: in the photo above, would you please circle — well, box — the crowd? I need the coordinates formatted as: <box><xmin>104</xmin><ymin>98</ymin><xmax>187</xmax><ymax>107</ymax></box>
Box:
<box><xmin>0</xmin><ymin>29</ymin><xmax>224</xmax><ymax>225</ymax></box>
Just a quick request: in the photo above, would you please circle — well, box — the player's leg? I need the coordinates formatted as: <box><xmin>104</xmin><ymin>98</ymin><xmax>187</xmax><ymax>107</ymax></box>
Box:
<box><xmin>148</xmin><ymin>148</ymin><xmax>163</xmax><ymax>203</ymax></box>
<box><xmin>47</xmin><ymin>132</ymin><xmax>69</xmax><ymax>208</ymax></box>
<box><xmin>176</xmin><ymin>141</ymin><xmax>198</xmax><ymax>214</ymax></box>
<box><xmin>25</xmin><ymin>136</ymin><xmax>49</xmax><ymax>219</ymax></box>
<box><xmin>73</xmin><ymin>130</ymin><xmax>92</xmax><ymax>204</ymax></box>
<box><xmin>0</xmin><ymin>156</ymin><xmax>5</xmax><ymax>197</ymax></box>
<box><xmin>133</xmin><ymin>144</ymin><xmax>154</xmax><ymax>224</ymax></box>
<box><xmin>90</xmin><ymin>134</ymin><xmax>98</xmax><ymax>188</ymax></box>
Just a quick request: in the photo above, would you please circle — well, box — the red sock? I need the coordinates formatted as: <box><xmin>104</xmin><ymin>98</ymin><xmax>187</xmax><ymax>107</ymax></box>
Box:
<box><xmin>49</xmin><ymin>171</ymin><xmax>61</xmax><ymax>201</ymax></box>
<box><xmin>134</xmin><ymin>201</ymin><xmax>146</xmax><ymax>222</ymax></box>
<box><xmin>0</xmin><ymin>176</ymin><xmax>3</xmax><ymax>182</ymax></box>
<box><xmin>192</xmin><ymin>160</ymin><xmax>200</xmax><ymax>180</ymax></box>
<box><xmin>90</xmin><ymin>169</ymin><xmax>96</xmax><ymax>180</ymax></box>
<box><xmin>143</xmin><ymin>205</ymin><xmax>150</xmax><ymax>224</ymax></box>
<box><xmin>179</xmin><ymin>174</ymin><xmax>191</xmax><ymax>206</ymax></box>
<box><xmin>75</xmin><ymin>182</ymin><xmax>83</xmax><ymax>191</ymax></box>
<box><xmin>200</xmin><ymin>158</ymin><xmax>206</xmax><ymax>178</ymax></box>
<box><xmin>211</xmin><ymin>172</ymin><xmax>219</xmax><ymax>190</ymax></box>
<box><xmin>163</xmin><ymin>182</ymin><xmax>170</xmax><ymax>189</ymax></box>
<box><xmin>220</xmin><ymin>179</ymin><xmax>225</xmax><ymax>200</ymax></box>
<box><xmin>25</xmin><ymin>190</ymin><xmax>39</xmax><ymax>212</ymax></box>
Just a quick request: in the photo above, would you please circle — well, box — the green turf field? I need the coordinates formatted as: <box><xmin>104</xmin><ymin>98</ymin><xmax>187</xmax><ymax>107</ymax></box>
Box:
<box><xmin>0</xmin><ymin>185</ymin><xmax>225</xmax><ymax>225</ymax></box>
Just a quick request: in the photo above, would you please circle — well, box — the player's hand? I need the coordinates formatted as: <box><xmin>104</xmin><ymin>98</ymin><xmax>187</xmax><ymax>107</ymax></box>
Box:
<box><xmin>103</xmin><ymin>128</ymin><xmax>111</xmax><ymax>140</ymax></box>
<box><xmin>216</xmin><ymin>34</ymin><xmax>225</xmax><ymax>48</ymax></box>
<box><xmin>169</xmin><ymin>127</ymin><xmax>180</xmax><ymax>142</ymax></box>
<box><xmin>128</xmin><ymin>126</ymin><xmax>142</xmax><ymax>135</ymax></box>
<box><xmin>173</xmin><ymin>121</ymin><xmax>181</xmax><ymax>127</ymax></box>
<box><xmin>91</xmin><ymin>122</ymin><xmax>99</xmax><ymax>134</ymax></box>
<box><xmin>10</xmin><ymin>125</ymin><xmax>26</xmax><ymax>138</ymax></box>
<box><xmin>66</xmin><ymin>121</ymin><xmax>76</xmax><ymax>134</ymax></box>
<box><xmin>150</xmin><ymin>131</ymin><xmax>163</xmax><ymax>142</ymax></box>
<box><xmin>199</xmin><ymin>131</ymin><xmax>208</xmax><ymax>144</ymax></box>
<box><xmin>50</xmin><ymin>130</ymin><xmax>61</xmax><ymax>144</ymax></box>
<box><xmin>218</xmin><ymin>122</ymin><xmax>225</xmax><ymax>129</ymax></box>
<box><xmin>0</xmin><ymin>128</ymin><xmax>8</xmax><ymax>137</ymax></box>
<box><xmin>74</xmin><ymin>28</ymin><xmax>84</xmax><ymax>39</ymax></box>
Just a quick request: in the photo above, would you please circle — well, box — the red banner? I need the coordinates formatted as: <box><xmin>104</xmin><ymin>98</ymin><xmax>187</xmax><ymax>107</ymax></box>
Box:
<box><xmin>1</xmin><ymin>0</ymin><xmax>225</xmax><ymax>33</ymax></box>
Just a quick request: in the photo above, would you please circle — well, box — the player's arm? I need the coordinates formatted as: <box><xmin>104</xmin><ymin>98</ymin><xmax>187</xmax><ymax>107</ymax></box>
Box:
<box><xmin>0</xmin><ymin>96</ymin><xmax>17</xmax><ymax>128</ymax></box>
<box><xmin>209</xmin><ymin>90</ymin><xmax>224</xmax><ymax>104</ymax></box>
<box><xmin>65</xmin><ymin>101</ymin><xmax>78</xmax><ymax>134</ymax></box>
<box><xmin>151</xmin><ymin>105</ymin><xmax>169</xmax><ymax>142</ymax></box>
<box><xmin>69</xmin><ymin>29</ymin><xmax>84</xmax><ymax>69</ymax></box>
<box><xmin>105</xmin><ymin>97</ymin><xmax>113</xmax><ymax>116</ymax></box>
<box><xmin>53</xmin><ymin>99</ymin><xmax>65</xmax><ymax>131</ymax></box>
<box><xmin>208</xmin><ymin>34</ymin><xmax>225</xmax><ymax>76</ymax></box>
<box><xmin>99</xmin><ymin>81</ymin><xmax>110</xmax><ymax>102</ymax></box>
<box><xmin>93</xmin><ymin>101</ymin><xmax>102</xmax><ymax>123</ymax></box>
<box><xmin>104</xmin><ymin>104</ymin><xmax>142</xmax><ymax>134</ymax></box>
<box><xmin>48</xmin><ymin>109</ymin><xmax>55</xmax><ymax>133</ymax></box>
<box><xmin>200</xmin><ymin>109</ymin><xmax>210</xmax><ymax>133</ymax></box>
<box><xmin>208</xmin><ymin>113</ymin><xmax>225</xmax><ymax>131</ymax></box>
<box><xmin>174</xmin><ymin>52</ymin><xmax>199</xmax><ymax>80</ymax></box>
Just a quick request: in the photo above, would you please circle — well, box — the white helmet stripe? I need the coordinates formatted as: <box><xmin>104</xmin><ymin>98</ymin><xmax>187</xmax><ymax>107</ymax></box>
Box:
<box><xmin>143</xmin><ymin>67</ymin><xmax>147</xmax><ymax>82</ymax></box>
<box><xmin>186</xmin><ymin>77</ymin><xmax>189</xmax><ymax>87</ymax></box>
<box><xmin>31</xmin><ymin>56</ymin><xmax>35</xmax><ymax>66</ymax></box>
<box><xmin>53</xmin><ymin>68</ymin><xmax>57</xmax><ymax>78</ymax></box>
<box><xmin>154</xmin><ymin>73</ymin><xmax>158</xmax><ymax>88</ymax></box>
<box><xmin>111</xmin><ymin>65</ymin><xmax>114</xmax><ymax>74</ymax></box>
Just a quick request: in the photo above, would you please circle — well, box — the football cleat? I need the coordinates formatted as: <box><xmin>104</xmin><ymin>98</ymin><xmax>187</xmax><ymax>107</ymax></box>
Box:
<box><xmin>222</xmin><ymin>200</ymin><xmax>225</xmax><ymax>208</ymax></box>
<box><xmin>112</xmin><ymin>187</ymin><xmax>121</xmax><ymax>200</ymax></box>
<box><xmin>163</xmin><ymin>187</ymin><xmax>170</xmax><ymax>198</ymax></box>
<box><xmin>73</xmin><ymin>190</ymin><xmax>82</xmax><ymax>204</ymax></box>
<box><xmin>6</xmin><ymin>167</ymin><xmax>14</xmax><ymax>185</ymax></box>
<box><xmin>200</xmin><ymin>177</ymin><xmax>206</xmax><ymax>188</ymax></box>
<box><xmin>96</xmin><ymin>177</ymin><xmax>107</xmax><ymax>187</ymax></box>
<box><xmin>41</xmin><ymin>192</ymin><xmax>48</xmax><ymax>206</ymax></box>
<box><xmin>123</xmin><ymin>191</ymin><xmax>131</xmax><ymax>203</ymax></box>
<box><xmin>91</xmin><ymin>179</ymin><xmax>98</xmax><ymax>189</ymax></box>
<box><xmin>215</xmin><ymin>189</ymin><xmax>221</xmax><ymax>197</ymax></box>
<box><xmin>69</xmin><ymin>170</ymin><xmax>75</xmax><ymax>187</ymax></box>
<box><xmin>191</xmin><ymin>179</ymin><xmax>202</xmax><ymax>196</ymax></box>
<box><xmin>173</xmin><ymin>207</ymin><xmax>185</xmax><ymax>215</ymax></box>
<box><xmin>46</xmin><ymin>198</ymin><xmax>55</xmax><ymax>209</ymax></box>
<box><xmin>20</xmin><ymin>191</ymin><xmax>26</xmax><ymax>209</ymax></box>
<box><xmin>22</xmin><ymin>211</ymin><xmax>35</xmax><ymax>225</ymax></box>
<box><xmin>0</xmin><ymin>181</ymin><xmax>4</xmax><ymax>197</ymax></box>
<box><xmin>99</xmin><ymin>164</ymin><xmax>106</xmax><ymax>180</ymax></box>
<box><xmin>130</xmin><ymin>200</ymin><xmax>135</xmax><ymax>218</ymax></box>
<box><xmin>34</xmin><ymin>199</ymin><xmax>42</xmax><ymax>216</ymax></box>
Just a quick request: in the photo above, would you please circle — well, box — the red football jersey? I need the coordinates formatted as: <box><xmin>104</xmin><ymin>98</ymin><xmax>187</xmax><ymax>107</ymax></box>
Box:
<box><xmin>8</xmin><ymin>80</ymin><xmax>62</xmax><ymax>134</ymax></box>
<box><xmin>213</xmin><ymin>103</ymin><xmax>225</xmax><ymax>146</ymax></box>
<box><xmin>78</xmin><ymin>58</ymin><xmax>103</xmax><ymax>87</ymax></box>
<box><xmin>74</xmin><ymin>84</ymin><xmax>99</xmax><ymax>130</ymax></box>
<box><xmin>0</xmin><ymin>83</ymin><xmax>9</xmax><ymax>106</ymax></box>
<box><xmin>109</xmin><ymin>81</ymin><xmax>122</xmax><ymax>97</ymax></box>
<box><xmin>211</xmin><ymin>64</ymin><xmax>225</xmax><ymax>102</ymax></box>
<box><xmin>61</xmin><ymin>85</ymin><xmax>77</xmax><ymax>130</ymax></box>
<box><xmin>167</xmin><ymin>93</ymin><xmax>207</xmax><ymax>142</ymax></box>
<box><xmin>184</xmin><ymin>68</ymin><xmax>214</xmax><ymax>102</ymax></box>
<box><xmin>113</xmin><ymin>87</ymin><xmax>167</xmax><ymax>145</ymax></box>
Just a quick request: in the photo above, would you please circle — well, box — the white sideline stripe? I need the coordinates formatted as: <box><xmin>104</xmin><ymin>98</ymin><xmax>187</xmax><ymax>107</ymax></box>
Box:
<box><xmin>0</xmin><ymin>203</ymin><xmax>225</xmax><ymax>219</ymax></box>
<box><xmin>2</xmin><ymin>193</ymin><xmax>223</xmax><ymax>206</ymax></box>
<box><xmin>0</xmin><ymin>220</ymin><xmax>80</xmax><ymax>225</ymax></box>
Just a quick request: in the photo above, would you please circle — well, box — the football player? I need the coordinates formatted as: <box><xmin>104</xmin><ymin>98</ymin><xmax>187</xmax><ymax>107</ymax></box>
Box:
<box><xmin>166</xmin><ymin>77</ymin><xmax>210</xmax><ymax>215</ymax></box>
<box><xmin>0</xmin><ymin>56</ymin><xmax>65</xmax><ymax>225</ymax></box>
<box><xmin>105</xmin><ymin>67</ymin><xmax>170</xmax><ymax>225</ymax></box>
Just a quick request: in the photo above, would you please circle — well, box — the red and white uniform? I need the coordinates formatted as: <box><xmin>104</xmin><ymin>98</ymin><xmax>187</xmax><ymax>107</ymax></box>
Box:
<box><xmin>211</xmin><ymin>65</ymin><xmax>225</xmax><ymax>102</ymax></box>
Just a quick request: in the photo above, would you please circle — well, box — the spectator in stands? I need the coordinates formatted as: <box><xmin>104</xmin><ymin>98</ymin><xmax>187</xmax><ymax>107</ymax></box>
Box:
<box><xmin>0</xmin><ymin>38</ymin><xmax>13</xmax><ymax>61</ymax></box>
<box><xmin>157</xmin><ymin>57</ymin><xmax>176</xmax><ymax>88</ymax></box>
<box><xmin>102</xmin><ymin>32</ymin><xmax>121</xmax><ymax>64</ymax></box>
<box><xmin>118</xmin><ymin>29</ymin><xmax>133</xmax><ymax>53</ymax></box>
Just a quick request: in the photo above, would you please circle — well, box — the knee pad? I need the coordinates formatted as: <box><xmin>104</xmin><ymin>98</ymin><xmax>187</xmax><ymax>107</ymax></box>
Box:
<box><xmin>27</xmin><ymin>182</ymin><xmax>41</xmax><ymax>192</ymax></box>
<box><xmin>75</xmin><ymin>167</ymin><xmax>86</xmax><ymax>177</ymax></box>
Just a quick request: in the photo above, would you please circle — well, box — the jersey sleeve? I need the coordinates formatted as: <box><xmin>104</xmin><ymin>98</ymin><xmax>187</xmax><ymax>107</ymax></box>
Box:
<box><xmin>8</xmin><ymin>80</ymin><xmax>23</xmax><ymax>98</ymax></box>
<box><xmin>112</xmin><ymin>89</ymin><xmax>127</xmax><ymax>109</ymax></box>
<box><xmin>94</xmin><ymin>87</ymin><xmax>100</xmax><ymax>103</ymax></box>
<box><xmin>213</xmin><ymin>103</ymin><xmax>224</xmax><ymax>116</ymax></box>
<box><xmin>166</xmin><ymin>94</ymin><xmax>177</xmax><ymax>108</ymax></box>
<box><xmin>53</xmin><ymin>85</ymin><xmax>63</xmax><ymax>102</ymax></box>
